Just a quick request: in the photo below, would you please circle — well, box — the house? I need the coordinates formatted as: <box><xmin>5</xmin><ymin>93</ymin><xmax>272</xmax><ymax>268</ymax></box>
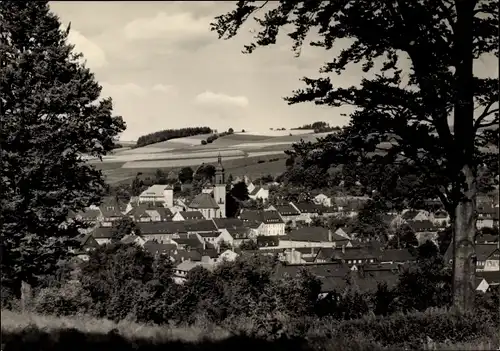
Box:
<box><xmin>279</xmin><ymin>248</ymin><xmax>306</xmax><ymax>264</ymax></box>
<box><xmin>432</xmin><ymin>210</ymin><xmax>449</xmax><ymax>227</ymax></box>
<box><xmin>71</xmin><ymin>233</ymin><xmax>100</xmax><ymax>261</ymax></box>
<box><xmin>476</xmin><ymin>205</ymin><xmax>499</xmax><ymax>229</ymax></box>
<box><xmin>333</xmin><ymin>227</ymin><xmax>352</xmax><ymax>240</ymax></box>
<box><xmin>120</xmin><ymin>234</ymin><xmax>146</xmax><ymax>246</ymax></box>
<box><xmin>319</xmin><ymin>206</ymin><xmax>337</xmax><ymax>218</ymax></box>
<box><xmin>173</xmin><ymin>258</ymin><xmax>215</xmax><ymax>283</ymax></box>
<box><xmin>248</xmin><ymin>185</ymin><xmax>270</xmax><ymax>202</ymax></box>
<box><xmin>333</xmin><ymin>196</ymin><xmax>369</xmax><ymax>217</ymax></box>
<box><xmin>257</xmin><ymin>235</ymin><xmax>280</xmax><ymax>248</ymax></box>
<box><xmin>172</xmin><ymin>211</ymin><xmax>205</xmax><ymax>221</ymax></box>
<box><xmin>277</xmin><ymin>262</ymin><xmax>400</xmax><ymax>298</ymax></box>
<box><xmin>330</xmin><ymin>246</ymin><xmax>380</xmax><ymax>266</ymax></box>
<box><xmin>183</xmin><ymin>219</ymin><xmax>218</xmax><ymax>234</ymax></box>
<box><xmin>240</xmin><ymin>210</ymin><xmax>285</xmax><ymax>236</ymax></box>
<box><xmin>90</xmin><ymin>226</ymin><xmax>114</xmax><ymax>245</ymax></box>
<box><xmin>138</xmin><ymin>184</ymin><xmax>174</xmax><ymax>207</ymax></box>
<box><xmin>128</xmin><ymin>204</ymin><xmax>173</xmax><ymax>222</ymax></box>
<box><xmin>136</xmin><ymin>221</ymin><xmax>187</xmax><ymax>243</ymax></box>
<box><xmin>407</xmin><ymin>220</ymin><xmax>439</xmax><ymax>245</ymax></box>
<box><xmin>245</xmin><ymin>179</ymin><xmax>256</xmax><ymax>195</ymax></box>
<box><xmin>402</xmin><ymin>209</ymin><xmax>433</xmax><ymax>222</ymax></box>
<box><xmin>212</xmin><ymin>218</ymin><xmax>245</xmax><ymax>230</ymax></box>
<box><xmin>444</xmin><ymin>243</ymin><xmax>499</xmax><ymax>272</ymax></box>
<box><xmin>69</xmin><ymin>208</ymin><xmax>101</xmax><ymax>225</ymax></box>
<box><xmin>220</xmin><ymin>227</ymin><xmax>255</xmax><ymax>248</ymax></box>
<box><xmin>276</xmin><ymin>227</ymin><xmax>352</xmax><ymax>249</ymax></box>
<box><xmin>193</xmin><ymin>231</ymin><xmax>219</xmax><ymax>245</ymax></box>
<box><xmin>290</xmin><ymin>202</ymin><xmax>322</xmax><ymax>219</ymax></box>
<box><xmin>171</xmin><ymin>233</ymin><xmax>205</xmax><ymax>250</ymax></box>
<box><xmin>143</xmin><ymin>240</ymin><xmax>177</xmax><ymax>258</ymax></box>
<box><xmin>266</xmin><ymin>204</ymin><xmax>301</xmax><ymax>224</ymax></box>
<box><xmin>99</xmin><ymin>207</ymin><xmax>123</xmax><ymax>227</ymax></box>
<box><xmin>379</xmin><ymin>249</ymin><xmax>416</xmax><ymax>264</ymax></box>
<box><xmin>476</xmin><ymin>271</ymin><xmax>500</xmax><ymax>293</ymax></box>
<box><xmin>313</xmin><ymin>194</ymin><xmax>332</xmax><ymax>207</ymax></box>
<box><xmin>477</xmin><ymin>247</ymin><xmax>500</xmax><ymax>272</ymax></box>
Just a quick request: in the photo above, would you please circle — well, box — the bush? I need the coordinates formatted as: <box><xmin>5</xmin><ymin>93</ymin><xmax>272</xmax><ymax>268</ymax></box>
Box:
<box><xmin>33</xmin><ymin>280</ymin><xmax>93</xmax><ymax>316</ymax></box>
<box><xmin>257</xmin><ymin>160</ymin><xmax>265</xmax><ymax>164</ymax></box>
<box><xmin>201</xmin><ymin>140</ymin><xmax>207</xmax><ymax>145</ymax></box>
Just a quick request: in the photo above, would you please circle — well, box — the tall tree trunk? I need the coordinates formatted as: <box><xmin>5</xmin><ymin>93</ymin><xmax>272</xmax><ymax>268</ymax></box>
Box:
<box><xmin>452</xmin><ymin>0</ymin><xmax>476</xmax><ymax>311</ymax></box>
<box><xmin>452</xmin><ymin>165</ymin><xmax>477</xmax><ymax>311</ymax></box>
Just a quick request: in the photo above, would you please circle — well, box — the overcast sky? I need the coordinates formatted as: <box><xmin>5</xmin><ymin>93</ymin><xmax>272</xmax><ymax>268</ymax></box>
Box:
<box><xmin>49</xmin><ymin>1</ymin><xmax>497</xmax><ymax>141</ymax></box>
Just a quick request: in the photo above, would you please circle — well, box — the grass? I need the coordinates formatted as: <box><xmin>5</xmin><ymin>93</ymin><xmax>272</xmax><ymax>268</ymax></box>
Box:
<box><xmin>0</xmin><ymin>309</ymin><xmax>228</xmax><ymax>343</ymax></box>
<box><xmin>2</xmin><ymin>309</ymin><xmax>498</xmax><ymax>351</ymax></box>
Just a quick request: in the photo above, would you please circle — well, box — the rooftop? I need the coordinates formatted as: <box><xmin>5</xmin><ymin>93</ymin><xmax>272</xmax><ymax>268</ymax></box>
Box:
<box><xmin>189</xmin><ymin>193</ymin><xmax>220</xmax><ymax>209</ymax></box>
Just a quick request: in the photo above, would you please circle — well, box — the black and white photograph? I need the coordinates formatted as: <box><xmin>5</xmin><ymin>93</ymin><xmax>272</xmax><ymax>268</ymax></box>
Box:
<box><xmin>0</xmin><ymin>1</ymin><xmax>499</xmax><ymax>350</ymax></box>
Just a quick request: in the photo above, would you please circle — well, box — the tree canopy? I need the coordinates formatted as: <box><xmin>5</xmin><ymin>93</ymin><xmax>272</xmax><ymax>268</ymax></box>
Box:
<box><xmin>135</xmin><ymin>127</ymin><xmax>211</xmax><ymax>148</ymax></box>
<box><xmin>211</xmin><ymin>0</ymin><xmax>499</xmax><ymax>311</ymax></box>
<box><xmin>0</xmin><ymin>1</ymin><xmax>126</xmax><ymax>294</ymax></box>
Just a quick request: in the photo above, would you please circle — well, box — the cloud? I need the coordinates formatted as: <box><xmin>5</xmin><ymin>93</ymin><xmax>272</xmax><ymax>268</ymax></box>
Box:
<box><xmin>194</xmin><ymin>91</ymin><xmax>249</xmax><ymax>108</ymax></box>
<box><xmin>152</xmin><ymin>84</ymin><xmax>177</xmax><ymax>95</ymax></box>
<box><xmin>123</xmin><ymin>11</ymin><xmax>212</xmax><ymax>42</ymax></box>
<box><xmin>100</xmin><ymin>82</ymin><xmax>178</xmax><ymax>100</ymax></box>
<box><xmin>67</xmin><ymin>30</ymin><xmax>107</xmax><ymax>68</ymax></box>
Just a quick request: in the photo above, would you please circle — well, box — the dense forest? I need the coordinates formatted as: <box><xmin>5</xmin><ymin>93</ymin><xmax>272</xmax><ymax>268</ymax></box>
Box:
<box><xmin>135</xmin><ymin>127</ymin><xmax>212</xmax><ymax>148</ymax></box>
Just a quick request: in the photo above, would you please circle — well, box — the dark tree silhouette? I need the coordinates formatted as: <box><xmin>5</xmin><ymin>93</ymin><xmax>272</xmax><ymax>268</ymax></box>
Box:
<box><xmin>231</xmin><ymin>181</ymin><xmax>250</xmax><ymax>202</ymax></box>
<box><xmin>211</xmin><ymin>0</ymin><xmax>498</xmax><ymax>311</ymax></box>
<box><xmin>0</xmin><ymin>1</ymin><xmax>126</xmax><ymax>294</ymax></box>
<box><xmin>111</xmin><ymin>218</ymin><xmax>140</xmax><ymax>242</ymax></box>
<box><xmin>178</xmin><ymin>167</ymin><xmax>194</xmax><ymax>184</ymax></box>
<box><xmin>387</xmin><ymin>224</ymin><xmax>419</xmax><ymax>249</ymax></box>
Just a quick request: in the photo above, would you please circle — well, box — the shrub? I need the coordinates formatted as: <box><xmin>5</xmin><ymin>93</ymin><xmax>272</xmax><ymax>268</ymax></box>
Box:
<box><xmin>33</xmin><ymin>280</ymin><xmax>92</xmax><ymax>316</ymax></box>
<box><xmin>257</xmin><ymin>160</ymin><xmax>265</xmax><ymax>164</ymax></box>
<box><xmin>201</xmin><ymin>140</ymin><xmax>207</xmax><ymax>145</ymax></box>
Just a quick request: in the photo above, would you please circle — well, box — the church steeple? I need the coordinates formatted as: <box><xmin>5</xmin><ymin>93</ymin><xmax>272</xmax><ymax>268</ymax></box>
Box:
<box><xmin>213</xmin><ymin>154</ymin><xmax>226</xmax><ymax>217</ymax></box>
<box><xmin>215</xmin><ymin>153</ymin><xmax>224</xmax><ymax>184</ymax></box>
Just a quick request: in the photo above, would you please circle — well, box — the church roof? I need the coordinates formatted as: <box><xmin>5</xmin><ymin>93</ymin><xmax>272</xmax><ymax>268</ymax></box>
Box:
<box><xmin>189</xmin><ymin>193</ymin><xmax>220</xmax><ymax>209</ymax></box>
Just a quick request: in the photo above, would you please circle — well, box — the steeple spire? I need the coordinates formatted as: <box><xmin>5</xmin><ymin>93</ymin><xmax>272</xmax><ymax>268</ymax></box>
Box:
<box><xmin>217</xmin><ymin>153</ymin><xmax>222</xmax><ymax>165</ymax></box>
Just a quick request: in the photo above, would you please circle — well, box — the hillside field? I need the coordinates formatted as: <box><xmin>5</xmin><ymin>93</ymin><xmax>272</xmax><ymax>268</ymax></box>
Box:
<box><xmin>92</xmin><ymin>130</ymin><xmax>320</xmax><ymax>184</ymax></box>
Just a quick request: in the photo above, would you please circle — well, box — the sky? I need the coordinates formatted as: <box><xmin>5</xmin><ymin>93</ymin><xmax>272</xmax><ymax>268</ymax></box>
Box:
<box><xmin>49</xmin><ymin>1</ymin><xmax>497</xmax><ymax>141</ymax></box>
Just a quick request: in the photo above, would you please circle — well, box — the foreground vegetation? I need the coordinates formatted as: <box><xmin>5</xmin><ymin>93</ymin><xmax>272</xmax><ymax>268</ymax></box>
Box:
<box><xmin>2</xmin><ymin>242</ymin><xmax>499</xmax><ymax>350</ymax></box>
<box><xmin>2</xmin><ymin>308</ymin><xmax>498</xmax><ymax>351</ymax></box>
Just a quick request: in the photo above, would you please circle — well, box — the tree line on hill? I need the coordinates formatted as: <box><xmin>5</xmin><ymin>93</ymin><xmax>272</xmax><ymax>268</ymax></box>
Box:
<box><xmin>135</xmin><ymin>127</ymin><xmax>212</xmax><ymax>148</ymax></box>
<box><xmin>291</xmin><ymin>121</ymin><xmax>342</xmax><ymax>133</ymax></box>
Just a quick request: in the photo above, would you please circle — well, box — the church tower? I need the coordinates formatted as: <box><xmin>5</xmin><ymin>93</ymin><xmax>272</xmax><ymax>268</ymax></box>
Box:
<box><xmin>213</xmin><ymin>154</ymin><xmax>226</xmax><ymax>218</ymax></box>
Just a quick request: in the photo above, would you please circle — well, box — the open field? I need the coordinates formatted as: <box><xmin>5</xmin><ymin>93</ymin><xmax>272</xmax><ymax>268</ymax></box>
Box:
<box><xmin>98</xmin><ymin>153</ymin><xmax>287</xmax><ymax>185</ymax></box>
<box><xmin>91</xmin><ymin>131</ymin><xmax>323</xmax><ymax>184</ymax></box>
